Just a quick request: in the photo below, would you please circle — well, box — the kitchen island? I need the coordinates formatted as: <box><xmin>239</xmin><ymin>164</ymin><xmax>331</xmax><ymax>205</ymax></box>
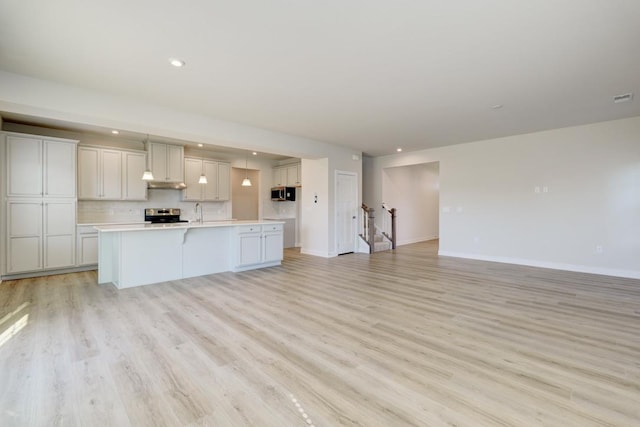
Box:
<box><xmin>96</xmin><ymin>220</ymin><xmax>284</xmax><ymax>289</ymax></box>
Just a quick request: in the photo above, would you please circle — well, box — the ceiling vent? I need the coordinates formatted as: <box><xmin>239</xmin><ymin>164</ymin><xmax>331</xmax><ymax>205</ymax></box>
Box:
<box><xmin>613</xmin><ymin>93</ymin><xmax>633</xmax><ymax>104</ymax></box>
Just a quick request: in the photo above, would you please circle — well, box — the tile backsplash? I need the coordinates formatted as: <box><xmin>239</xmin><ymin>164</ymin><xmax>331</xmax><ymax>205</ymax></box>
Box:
<box><xmin>78</xmin><ymin>189</ymin><xmax>231</xmax><ymax>224</ymax></box>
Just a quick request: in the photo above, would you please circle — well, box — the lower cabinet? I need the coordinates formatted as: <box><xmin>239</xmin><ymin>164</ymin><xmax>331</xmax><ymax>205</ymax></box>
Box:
<box><xmin>235</xmin><ymin>223</ymin><xmax>283</xmax><ymax>270</ymax></box>
<box><xmin>77</xmin><ymin>225</ymin><xmax>98</xmax><ymax>266</ymax></box>
<box><xmin>6</xmin><ymin>199</ymin><xmax>76</xmax><ymax>274</ymax></box>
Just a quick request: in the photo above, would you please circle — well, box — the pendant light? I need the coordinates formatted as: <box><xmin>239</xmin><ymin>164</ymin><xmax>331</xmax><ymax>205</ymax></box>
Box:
<box><xmin>242</xmin><ymin>152</ymin><xmax>252</xmax><ymax>187</ymax></box>
<box><xmin>141</xmin><ymin>134</ymin><xmax>154</xmax><ymax>181</ymax></box>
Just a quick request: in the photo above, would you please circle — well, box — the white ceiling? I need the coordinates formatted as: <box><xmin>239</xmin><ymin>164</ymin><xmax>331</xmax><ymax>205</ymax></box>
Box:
<box><xmin>0</xmin><ymin>0</ymin><xmax>638</xmax><ymax>156</ymax></box>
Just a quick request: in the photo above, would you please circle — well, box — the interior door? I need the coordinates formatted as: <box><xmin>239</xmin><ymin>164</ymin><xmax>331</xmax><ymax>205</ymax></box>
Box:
<box><xmin>336</xmin><ymin>171</ymin><xmax>358</xmax><ymax>254</ymax></box>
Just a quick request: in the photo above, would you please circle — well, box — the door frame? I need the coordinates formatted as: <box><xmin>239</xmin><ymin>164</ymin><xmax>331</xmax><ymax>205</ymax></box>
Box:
<box><xmin>334</xmin><ymin>170</ymin><xmax>358</xmax><ymax>255</ymax></box>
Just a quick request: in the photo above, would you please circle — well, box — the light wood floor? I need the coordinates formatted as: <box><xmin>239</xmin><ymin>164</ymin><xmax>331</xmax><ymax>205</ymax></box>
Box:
<box><xmin>1</xmin><ymin>241</ymin><xmax>639</xmax><ymax>426</ymax></box>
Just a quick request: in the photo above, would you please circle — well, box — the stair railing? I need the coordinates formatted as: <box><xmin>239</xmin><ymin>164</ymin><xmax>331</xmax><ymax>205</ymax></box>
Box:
<box><xmin>360</xmin><ymin>203</ymin><xmax>375</xmax><ymax>254</ymax></box>
<box><xmin>381</xmin><ymin>203</ymin><xmax>397</xmax><ymax>249</ymax></box>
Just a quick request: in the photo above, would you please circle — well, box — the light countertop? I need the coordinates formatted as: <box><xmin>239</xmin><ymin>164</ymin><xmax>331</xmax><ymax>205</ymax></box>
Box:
<box><xmin>94</xmin><ymin>219</ymin><xmax>283</xmax><ymax>233</ymax></box>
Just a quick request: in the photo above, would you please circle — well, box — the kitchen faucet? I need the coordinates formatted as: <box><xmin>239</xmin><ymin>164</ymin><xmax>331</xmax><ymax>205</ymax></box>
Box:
<box><xmin>195</xmin><ymin>202</ymin><xmax>203</xmax><ymax>223</ymax></box>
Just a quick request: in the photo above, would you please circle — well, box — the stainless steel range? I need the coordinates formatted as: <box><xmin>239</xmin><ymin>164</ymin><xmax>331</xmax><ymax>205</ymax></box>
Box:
<box><xmin>144</xmin><ymin>208</ymin><xmax>188</xmax><ymax>223</ymax></box>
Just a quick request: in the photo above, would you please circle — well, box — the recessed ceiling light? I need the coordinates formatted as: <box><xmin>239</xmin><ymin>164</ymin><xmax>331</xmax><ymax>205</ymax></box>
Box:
<box><xmin>169</xmin><ymin>58</ymin><xmax>186</xmax><ymax>67</ymax></box>
<box><xmin>111</xmin><ymin>130</ymin><xmax>119</xmax><ymax>135</ymax></box>
<box><xmin>252</xmin><ymin>152</ymin><xmax>257</xmax><ymax>156</ymax></box>
<box><xmin>396</xmin><ymin>148</ymin><xmax>402</xmax><ymax>152</ymax></box>
<box><xmin>613</xmin><ymin>93</ymin><xmax>633</xmax><ymax>104</ymax></box>
<box><xmin>197</xmin><ymin>143</ymin><xmax>203</xmax><ymax>147</ymax></box>
<box><xmin>491</xmin><ymin>104</ymin><xmax>504</xmax><ymax>109</ymax></box>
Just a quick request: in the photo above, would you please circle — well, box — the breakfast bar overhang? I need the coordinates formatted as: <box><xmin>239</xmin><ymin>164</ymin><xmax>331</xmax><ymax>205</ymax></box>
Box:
<box><xmin>95</xmin><ymin>220</ymin><xmax>284</xmax><ymax>289</ymax></box>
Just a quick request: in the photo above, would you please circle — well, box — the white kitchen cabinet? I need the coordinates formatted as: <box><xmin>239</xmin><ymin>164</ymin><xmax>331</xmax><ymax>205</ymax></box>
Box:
<box><xmin>216</xmin><ymin>162</ymin><xmax>231</xmax><ymax>200</ymax></box>
<box><xmin>273</xmin><ymin>163</ymin><xmax>301</xmax><ymax>187</ymax></box>
<box><xmin>183</xmin><ymin>158</ymin><xmax>203</xmax><ymax>200</ymax></box>
<box><xmin>237</xmin><ymin>230</ymin><xmax>262</xmax><ymax>266</ymax></box>
<box><xmin>6</xmin><ymin>199</ymin><xmax>76</xmax><ymax>274</ymax></box>
<box><xmin>148</xmin><ymin>142</ymin><xmax>184</xmax><ymax>182</ymax></box>
<box><xmin>6</xmin><ymin>135</ymin><xmax>77</xmax><ymax>198</ymax></box>
<box><xmin>78</xmin><ymin>146</ymin><xmax>147</xmax><ymax>201</ymax></box>
<box><xmin>77</xmin><ymin>225</ymin><xmax>98</xmax><ymax>266</ymax></box>
<box><xmin>44</xmin><ymin>200</ymin><xmax>76</xmax><ymax>269</ymax></box>
<box><xmin>286</xmin><ymin>164</ymin><xmax>301</xmax><ymax>186</ymax></box>
<box><xmin>6</xmin><ymin>200</ymin><xmax>43</xmax><ymax>273</ymax></box>
<box><xmin>3</xmin><ymin>132</ymin><xmax>78</xmax><ymax>277</ymax></box>
<box><xmin>201</xmin><ymin>160</ymin><xmax>218</xmax><ymax>200</ymax></box>
<box><xmin>78</xmin><ymin>146</ymin><xmax>122</xmax><ymax>199</ymax></box>
<box><xmin>122</xmin><ymin>151</ymin><xmax>147</xmax><ymax>200</ymax></box>
<box><xmin>272</xmin><ymin>167</ymin><xmax>286</xmax><ymax>187</ymax></box>
<box><xmin>183</xmin><ymin>157</ymin><xmax>231</xmax><ymax>201</ymax></box>
<box><xmin>263</xmin><ymin>224</ymin><xmax>284</xmax><ymax>263</ymax></box>
<box><xmin>235</xmin><ymin>223</ymin><xmax>283</xmax><ymax>269</ymax></box>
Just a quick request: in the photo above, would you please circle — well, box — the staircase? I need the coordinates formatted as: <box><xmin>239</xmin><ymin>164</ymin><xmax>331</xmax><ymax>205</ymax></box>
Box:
<box><xmin>360</xmin><ymin>203</ymin><xmax>396</xmax><ymax>253</ymax></box>
<box><xmin>373</xmin><ymin>233</ymin><xmax>391</xmax><ymax>252</ymax></box>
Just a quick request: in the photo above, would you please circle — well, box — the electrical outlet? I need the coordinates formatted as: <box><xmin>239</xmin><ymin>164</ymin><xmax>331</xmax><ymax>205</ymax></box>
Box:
<box><xmin>534</xmin><ymin>186</ymin><xmax>540</xmax><ymax>193</ymax></box>
<box><xmin>543</xmin><ymin>186</ymin><xmax>549</xmax><ymax>193</ymax></box>
<box><xmin>596</xmin><ymin>245</ymin><xmax>603</xmax><ymax>254</ymax></box>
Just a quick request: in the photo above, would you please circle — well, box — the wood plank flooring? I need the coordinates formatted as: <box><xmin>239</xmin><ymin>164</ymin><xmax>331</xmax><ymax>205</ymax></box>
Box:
<box><xmin>1</xmin><ymin>240</ymin><xmax>639</xmax><ymax>426</ymax></box>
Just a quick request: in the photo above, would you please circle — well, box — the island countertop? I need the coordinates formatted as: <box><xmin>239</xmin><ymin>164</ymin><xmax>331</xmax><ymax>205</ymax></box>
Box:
<box><xmin>94</xmin><ymin>219</ymin><xmax>283</xmax><ymax>233</ymax></box>
<box><xmin>97</xmin><ymin>220</ymin><xmax>285</xmax><ymax>289</ymax></box>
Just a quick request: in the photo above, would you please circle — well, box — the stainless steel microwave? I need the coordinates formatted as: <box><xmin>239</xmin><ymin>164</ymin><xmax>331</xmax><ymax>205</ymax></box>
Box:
<box><xmin>271</xmin><ymin>186</ymin><xmax>296</xmax><ymax>201</ymax></box>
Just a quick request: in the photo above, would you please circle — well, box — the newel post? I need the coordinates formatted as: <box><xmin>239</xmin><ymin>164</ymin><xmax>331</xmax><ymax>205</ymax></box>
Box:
<box><xmin>390</xmin><ymin>208</ymin><xmax>397</xmax><ymax>250</ymax></box>
<box><xmin>367</xmin><ymin>208</ymin><xmax>375</xmax><ymax>254</ymax></box>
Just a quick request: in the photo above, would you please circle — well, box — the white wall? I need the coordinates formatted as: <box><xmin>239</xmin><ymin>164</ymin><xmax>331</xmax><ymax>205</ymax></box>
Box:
<box><xmin>365</xmin><ymin>116</ymin><xmax>640</xmax><ymax>279</ymax></box>
<box><xmin>382</xmin><ymin>162</ymin><xmax>439</xmax><ymax>245</ymax></box>
<box><xmin>300</xmin><ymin>158</ymin><xmax>329</xmax><ymax>257</ymax></box>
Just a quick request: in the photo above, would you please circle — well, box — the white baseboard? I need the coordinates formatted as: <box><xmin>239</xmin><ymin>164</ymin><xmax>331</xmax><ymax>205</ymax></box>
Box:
<box><xmin>300</xmin><ymin>248</ymin><xmax>332</xmax><ymax>258</ymax></box>
<box><xmin>397</xmin><ymin>235</ymin><xmax>439</xmax><ymax>246</ymax></box>
<box><xmin>437</xmin><ymin>251</ymin><xmax>640</xmax><ymax>280</ymax></box>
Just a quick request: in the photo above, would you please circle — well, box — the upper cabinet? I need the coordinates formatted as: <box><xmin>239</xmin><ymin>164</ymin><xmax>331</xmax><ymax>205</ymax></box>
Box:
<box><xmin>122</xmin><ymin>151</ymin><xmax>147</xmax><ymax>200</ymax></box>
<box><xmin>6</xmin><ymin>135</ymin><xmax>77</xmax><ymax>198</ymax></box>
<box><xmin>286</xmin><ymin>164</ymin><xmax>301</xmax><ymax>187</ymax></box>
<box><xmin>148</xmin><ymin>142</ymin><xmax>184</xmax><ymax>182</ymax></box>
<box><xmin>273</xmin><ymin>163</ymin><xmax>301</xmax><ymax>187</ymax></box>
<box><xmin>77</xmin><ymin>146</ymin><xmax>147</xmax><ymax>201</ymax></box>
<box><xmin>183</xmin><ymin>157</ymin><xmax>231</xmax><ymax>201</ymax></box>
<box><xmin>78</xmin><ymin>147</ymin><xmax>122</xmax><ymax>200</ymax></box>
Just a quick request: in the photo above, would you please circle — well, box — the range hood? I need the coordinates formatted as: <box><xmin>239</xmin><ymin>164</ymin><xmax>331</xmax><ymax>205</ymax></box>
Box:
<box><xmin>146</xmin><ymin>181</ymin><xmax>187</xmax><ymax>190</ymax></box>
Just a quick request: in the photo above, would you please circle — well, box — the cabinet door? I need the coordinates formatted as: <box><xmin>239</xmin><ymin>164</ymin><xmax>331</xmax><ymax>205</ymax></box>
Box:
<box><xmin>78</xmin><ymin>234</ymin><xmax>98</xmax><ymax>265</ymax></box>
<box><xmin>44</xmin><ymin>201</ymin><xmax>75</xmax><ymax>269</ymax></box>
<box><xmin>45</xmin><ymin>200</ymin><xmax>75</xmax><ymax>235</ymax></box>
<box><xmin>44</xmin><ymin>140</ymin><xmax>76</xmax><ymax>197</ymax></box>
<box><xmin>273</xmin><ymin>167</ymin><xmax>285</xmax><ymax>187</ymax></box>
<box><xmin>263</xmin><ymin>229</ymin><xmax>284</xmax><ymax>263</ymax></box>
<box><xmin>101</xmin><ymin>149</ymin><xmax>122</xmax><ymax>199</ymax></box>
<box><xmin>200</xmin><ymin>160</ymin><xmax>217</xmax><ymax>201</ymax></box>
<box><xmin>77</xmin><ymin>147</ymin><xmax>100</xmax><ymax>199</ymax></box>
<box><xmin>123</xmin><ymin>152</ymin><xmax>147</xmax><ymax>200</ymax></box>
<box><xmin>6</xmin><ymin>136</ymin><xmax>42</xmax><ymax>197</ymax></box>
<box><xmin>217</xmin><ymin>163</ymin><xmax>231</xmax><ymax>201</ymax></box>
<box><xmin>149</xmin><ymin>143</ymin><xmax>167</xmax><ymax>181</ymax></box>
<box><xmin>166</xmin><ymin>145</ymin><xmax>184</xmax><ymax>182</ymax></box>
<box><xmin>286</xmin><ymin>164</ymin><xmax>300</xmax><ymax>186</ymax></box>
<box><xmin>183</xmin><ymin>158</ymin><xmax>204</xmax><ymax>201</ymax></box>
<box><xmin>237</xmin><ymin>232</ymin><xmax>262</xmax><ymax>266</ymax></box>
<box><xmin>7</xmin><ymin>200</ymin><xmax>43</xmax><ymax>273</ymax></box>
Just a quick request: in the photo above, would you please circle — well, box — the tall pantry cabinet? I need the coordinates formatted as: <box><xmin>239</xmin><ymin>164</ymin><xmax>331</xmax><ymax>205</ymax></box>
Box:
<box><xmin>1</xmin><ymin>132</ymin><xmax>78</xmax><ymax>276</ymax></box>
